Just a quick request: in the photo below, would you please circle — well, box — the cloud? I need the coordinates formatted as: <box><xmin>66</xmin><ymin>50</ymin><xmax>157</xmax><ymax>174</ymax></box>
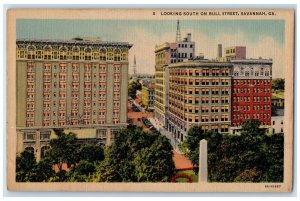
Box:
<box><xmin>120</xmin><ymin>27</ymin><xmax>175</xmax><ymax>75</ymax></box>
<box><xmin>192</xmin><ymin>30</ymin><xmax>284</xmax><ymax>78</ymax></box>
<box><xmin>246</xmin><ymin>36</ymin><xmax>284</xmax><ymax>79</ymax></box>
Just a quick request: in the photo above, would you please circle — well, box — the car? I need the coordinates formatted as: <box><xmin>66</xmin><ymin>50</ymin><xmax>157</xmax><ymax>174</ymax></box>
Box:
<box><xmin>150</xmin><ymin>127</ymin><xmax>157</xmax><ymax>132</ymax></box>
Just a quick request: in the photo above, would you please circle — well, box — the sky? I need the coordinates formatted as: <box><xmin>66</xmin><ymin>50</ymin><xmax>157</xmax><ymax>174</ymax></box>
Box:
<box><xmin>17</xmin><ymin>19</ymin><xmax>285</xmax><ymax>78</ymax></box>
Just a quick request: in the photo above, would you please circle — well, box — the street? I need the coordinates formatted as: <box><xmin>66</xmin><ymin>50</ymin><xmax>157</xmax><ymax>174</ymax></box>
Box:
<box><xmin>130</xmin><ymin>99</ymin><xmax>193</xmax><ymax>170</ymax></box>
<box><xmin>148</xmin><ymin>117</ymin><xmax>182</xmax><ymax>154</ymax></box>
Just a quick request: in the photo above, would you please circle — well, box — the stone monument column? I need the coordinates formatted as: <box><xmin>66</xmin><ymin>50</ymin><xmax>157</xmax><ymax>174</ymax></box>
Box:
<box><xmin>198</xmin><ymin>139</ymin><xmax>208</xmax><ymax>182</ymax></box>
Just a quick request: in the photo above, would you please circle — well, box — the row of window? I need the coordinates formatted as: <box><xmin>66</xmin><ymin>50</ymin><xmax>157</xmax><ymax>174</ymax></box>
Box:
<box><xmin>170</xmin><ymin>69</ymin><xmax>230</xmax><ymax>76</ymax></box>
<box><xmin>23</xmin><ymin>132</ymin><xmax>51</xmax><ymax>141</ymax></box>
<box><xmin>170</xmin><ymin>79</ymin><xmax>230</xmax><ymax>86</ymax></box>
<box><xmin>169</xmin><ymin>106</ymin><xmax>229</xmax><ymax>114</ymax></box>
<box><xmin>41</xmin><ymin>118</ymin><xmax>120</xmax><ymax>127</ymax></box>
<box><xmin>232</xmin><ymin>121</ymin><xmax>270</xmax><ymax>127</ymax></box>
<box><xmin>170</xmin><ymin>96</ymin><xmax>229</xmax><ymax>105</ymax></box>
<box><xmin>232</xmin><ymin>105</ymin><xmax>271</xmax><ymax>111</ymax></box>
<box><xmin>233</xmin><ymin>70</ymin><xmax>270</xmax><ymax>77</ymax></box>
<box><xmin>28</xmin><ymin>63</ymin><xmax>120</xmax><ymax>73</ymax></box>
<box><xmin>232</xmin><ymin>113</ymin><xmax>271</xmax><ymax>120</ymax></box>
<box><xmin>233</xmin><ymin>79</ymin><xmax>271</xmax><ymax>85</ymax></box>
<box><xmin>233</xmin><ymin>87</ymin><xmax>271</xmax><ymax>93</ymax></box>
<box><xmin>18</xmin><ymin>49</ymin><xmax>128</xmax><ymax>61</ymax></box>
<box><xmin>183</xmin><ymin>115</ymin><xmax>229</xmax><ymax>123</ymax></box>
<box><xmin>40</xmin><ymin>99</ymin><xmax>120</xmax><ymax>109</ymax></box>
<box><xmin>170</xmin><ymin>52</ymin><xmax>193</xmax><ymax>59</ymax></box>
<box><xmin>232</xmin><ymin>96</ymin><xmax>271</xmax><ymax>102</ymax></box>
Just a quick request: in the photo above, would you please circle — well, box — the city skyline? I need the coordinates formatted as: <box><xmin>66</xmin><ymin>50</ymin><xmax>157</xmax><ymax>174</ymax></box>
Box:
<box><xmin>17</xmin><ymin>19</ymin><xmax>285</xmax><ymax>78</ymax></box>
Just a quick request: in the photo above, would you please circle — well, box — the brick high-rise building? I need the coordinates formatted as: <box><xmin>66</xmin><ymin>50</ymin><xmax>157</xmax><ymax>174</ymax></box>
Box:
<box><xmin>16</xmin><ymin>38</ymin><xmax>132</xmax><ymax>160</ymax></box>
<box><xmin>230</xmin><ymin>59</ymin><xmax>272</xmax><ymax>134</ymax></box>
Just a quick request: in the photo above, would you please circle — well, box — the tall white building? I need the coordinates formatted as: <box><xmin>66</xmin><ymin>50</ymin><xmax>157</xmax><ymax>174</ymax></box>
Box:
<box><xmin>175</xmin><ymin>33</ymin><xmax>195</xmax><ymax>63</ymax></box>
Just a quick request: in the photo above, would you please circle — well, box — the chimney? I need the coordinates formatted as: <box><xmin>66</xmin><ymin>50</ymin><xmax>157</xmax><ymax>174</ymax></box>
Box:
<box><xmin>187</xmin><ymin>33</ymin><xmax>192</xmax><ymax>42</ymax></box>
<box><xmin>218</xmin><ymin>44</ymin><xmax>222</xmax><ymax>58</ymax></box>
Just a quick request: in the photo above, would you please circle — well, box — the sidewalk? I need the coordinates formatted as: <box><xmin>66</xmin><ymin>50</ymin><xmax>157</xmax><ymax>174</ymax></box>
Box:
<box><xmin>148</xmin><ymin>117</ymin><xmax>182</xmax><ymax>154</ymax></box>
<box><xmin>173</xmin><ymin>150</ymin><xmax>193</xmax><ymax>169</ymax></box>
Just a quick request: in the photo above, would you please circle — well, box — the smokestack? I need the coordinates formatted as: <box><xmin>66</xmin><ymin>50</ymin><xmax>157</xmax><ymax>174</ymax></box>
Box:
<box><xmin>218</xmin><ymin>44</ymin><xmax>222</xmax><ymax>58</ymax></box>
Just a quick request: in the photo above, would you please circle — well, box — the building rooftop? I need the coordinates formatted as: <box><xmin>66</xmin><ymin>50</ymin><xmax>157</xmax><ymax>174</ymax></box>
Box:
<box><xmin>230</xmin><ymin>58</ymin><xmax>273</xmax><ymax>64</ymax></box>
<box><xmin>16</xmin><ymin>38</ymin><xmax>133</xmax><ymax>48</ymax></box>
<box><xmin>272</xmin><ymin>91</ymin><xmax>285</xmax><ymax>100</ymax></box>
<box><xmin>142</xmin><ymin>80</ymin><xmax>155</xmax><ymax>88</ymax></box>
<box><xmin>168</xmin><ymin>60</ymin><xmax>233</xmax><ymax>68</ymax></box>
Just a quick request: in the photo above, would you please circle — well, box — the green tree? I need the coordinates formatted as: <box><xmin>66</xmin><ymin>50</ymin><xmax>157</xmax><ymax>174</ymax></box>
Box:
<box><xmin>180</xmin><ymin>126</ymin><xmax>221</xmax><ymax>174</ymax></box>
<box><xmin>133</xmin><ymin>135</ymin><xmax>175</xmax><ymax>182</ymax></box>
<box><xmin>181</xmin><ymin>121</ymin><xmax>284</xmax><ymax>182</ymax></box>
<box><xmin>128</xmin><ymin>81</ymin><xmax>142</xmax><ymax>99</ymax></box>
<box><xmin>78</xmin><ymin>144</ymin><xmax>104</xmax><ymax>163</ymax></box>
<box><xmin>16</xmin><ymin>150</ymin><xmax>37</xmax><ymax>182</ymax></box>
<box><xmin>260</xmin><ymin>133</ymin><xmax>284</xmax><ymax>182</ymax></box>
<box><xmin>32</xmin><ymin>157</ymin><xmax>56</xmax><ymax>182</ymax></box>
<box><xmin>68</xmin><ymin>160</ymin><xmax>96</xmax><ymax>182</ymax></box>
<box><xmin>98</xmin><ymin>126</ymin><xmax>175</xmax><ymax>182</ymax></box>
<box><xmin>46</xmin><ymin>132</ymin><xmax>79</xmax><ymax>172</ymax></box>
<box><xmin>16</xmin><ymin>150</ymin><xmax>55</xmax><ymax>182</ymax></box>
<box><xmin>272</xmin><ymin>78</ymin><xmax>285</xmax><ymax>90</ymax></box>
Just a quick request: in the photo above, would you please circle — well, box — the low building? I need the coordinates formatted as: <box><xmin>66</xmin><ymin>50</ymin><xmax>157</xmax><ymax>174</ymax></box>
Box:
<box><xmin>136</xmin><ymin>90</ymin><xmax>142</xmax><ymax>98</ymax></box>
<box><xmin>225</xmin><ymin>46</ymin><xmax>246</xmax><ymax>60</ymax></box>
<box><xmin>272</xmin><ymin>91</ymin><xmax>284</xmax><ymax>108</ymax></box>
<box><xmin>269</xmin><ymin>116</ymin><xmax>284</xmax><ymax>134</ymax></box>
<box><xmin>141</xmin><ymin>81</ymin><xmax>155</xmax><ymax>111</ymax></box>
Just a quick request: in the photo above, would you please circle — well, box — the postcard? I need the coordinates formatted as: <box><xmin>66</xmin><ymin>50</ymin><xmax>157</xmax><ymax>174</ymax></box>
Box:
<box><xmin>6</xmin><ymin>8</ymin><xmax>294</xmax><ymax>192</ymax></box>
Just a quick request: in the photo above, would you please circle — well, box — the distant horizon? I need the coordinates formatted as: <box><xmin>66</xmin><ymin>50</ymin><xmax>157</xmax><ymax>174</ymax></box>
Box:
<box><xmin>17</xmin><ymin>19</ymin><xmax>285</xmax><ymax>78</ymax></box>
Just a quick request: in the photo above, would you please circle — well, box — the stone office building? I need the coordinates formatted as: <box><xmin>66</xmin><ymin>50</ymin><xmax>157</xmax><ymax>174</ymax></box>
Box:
<box><xmin>167</xmin><ymin>60</ymin><xmax>232</xmax><ymax>141</ymax></box>
<box><xmin>16</xmin><ymin>38</ymin><xmax>132</xmax><ymax>160</ymax></box>
<box><xmin>154</xmin><ymin>33</ymin><xmax>195</xmax><ymax>127</ymax></box>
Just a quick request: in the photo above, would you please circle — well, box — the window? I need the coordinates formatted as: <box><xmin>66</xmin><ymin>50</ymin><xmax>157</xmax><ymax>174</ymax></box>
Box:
<box><xmin>114</xmin><ymin>49</ymin><xmax>121</xmax><ymax>61</ymax></box>
<box><xmin>221</xmin><ymin>125</ymin><xmax>229</xmax><ymax>132</ymax></box>
<box><xmin>99</xmin><ymin>49</ymin><xmax>107</xmax><ymax>61</ymax></box>
<box><xmin>41</xmin><ymin>146</ymin><xmax>50</xmax><ymax>158</ymax></box>
<box><xmin>24</xmin><ymin>132</ymin><xmax>35</xmax><ymax>141</ymax></box>
<box><xmin>72</xmin><ymin>64</ymin><xmax>78</xmax><ymax>72</ymax></box>
<box><xmin>41</xmin><ymin>131</ymin><xmax>51</xmax><ymax>140</ymax></box>
<box><xmin>25</xmin><ymin>146</ymin><xmax>34</xmax><ymax>153</ymax></box>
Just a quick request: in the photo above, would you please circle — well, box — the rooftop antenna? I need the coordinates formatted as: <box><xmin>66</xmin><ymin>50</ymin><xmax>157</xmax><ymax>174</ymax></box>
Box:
<box><xmin>176</xmin><ymin>19</ymin><xmax>181</xmax><ymax>42</ymax></box>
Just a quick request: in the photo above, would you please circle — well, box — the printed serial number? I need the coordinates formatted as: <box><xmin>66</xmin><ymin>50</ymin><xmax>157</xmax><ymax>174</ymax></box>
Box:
<box><xmin>265</xmin><ymin>185</ymin><xmax>282</xmax><ymax>188</ymax></box>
